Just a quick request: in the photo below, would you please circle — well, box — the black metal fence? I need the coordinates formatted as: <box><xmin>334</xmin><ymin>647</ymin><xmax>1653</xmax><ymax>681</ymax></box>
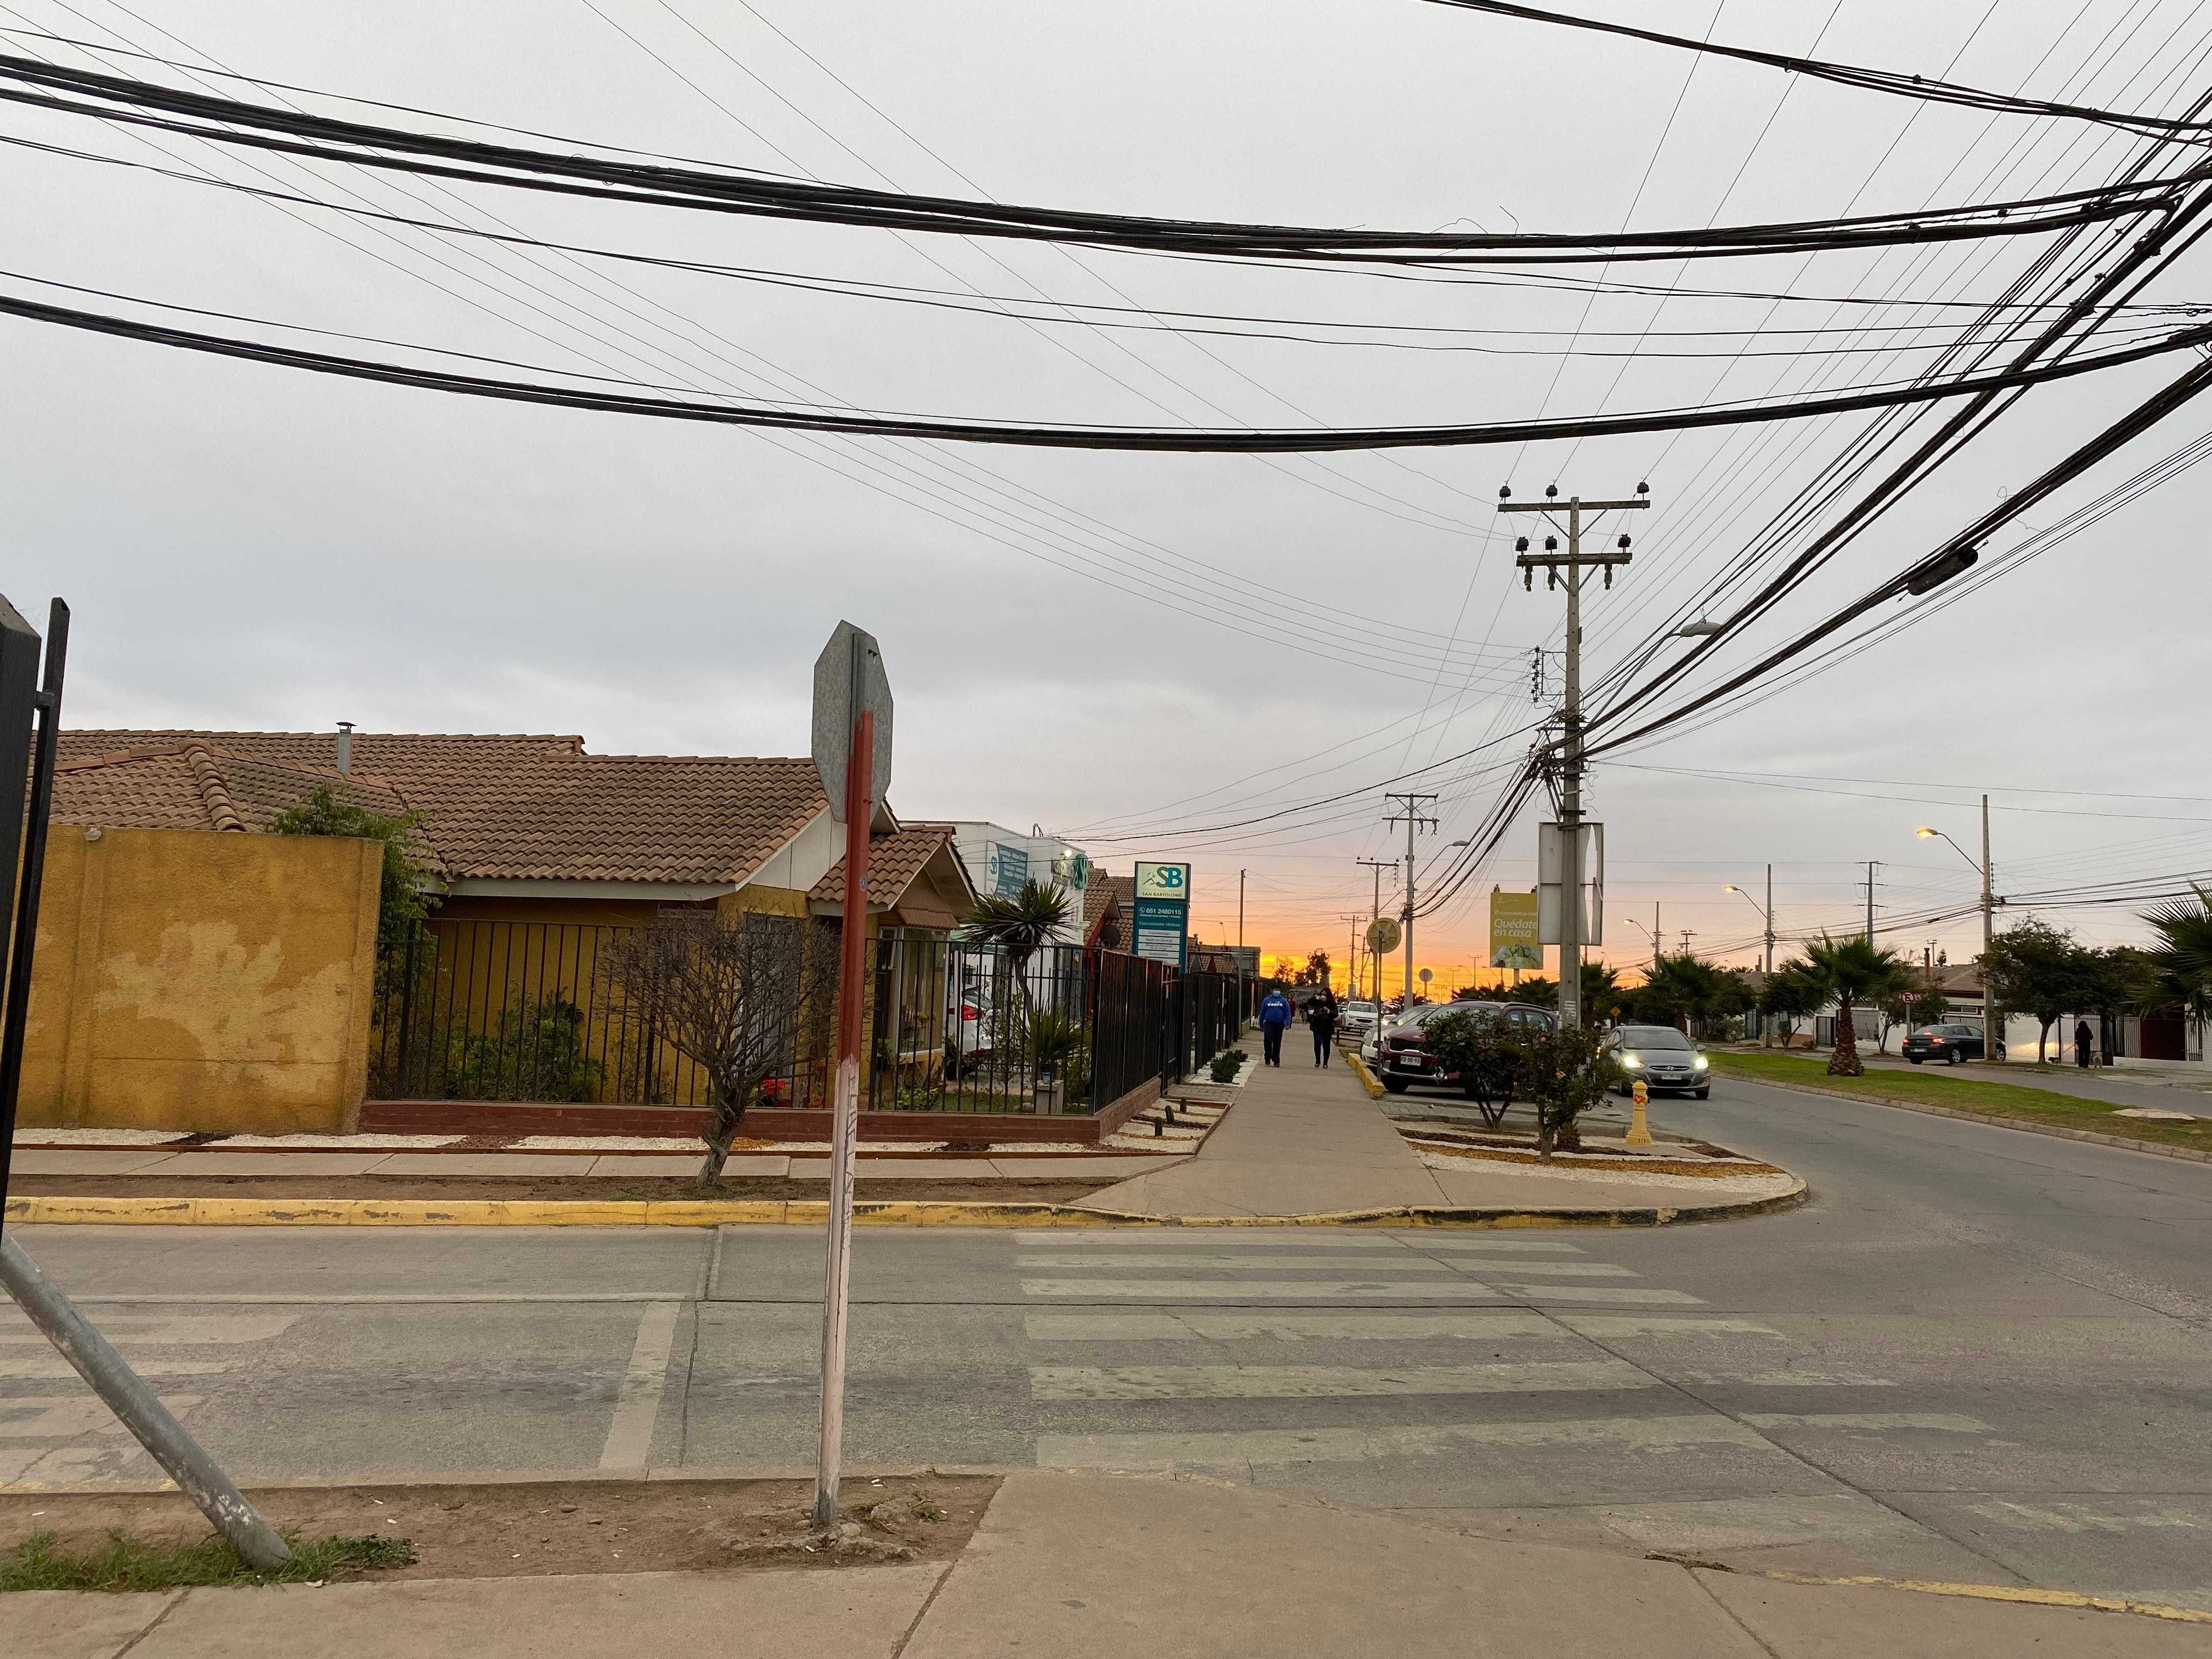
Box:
<box><xmin>370</xmin><ymin>918</ymin><xmax>828</xmax><ymax>1109</ymax></box>
<box><xmin>371</xmin><ymin>916</ymin><xmax>1248</xmax><ymax>1118</ymax></box>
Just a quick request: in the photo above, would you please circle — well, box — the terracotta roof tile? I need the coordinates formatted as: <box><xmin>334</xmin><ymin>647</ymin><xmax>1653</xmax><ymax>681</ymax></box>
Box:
<box><xmin>810</xmin><ymin>822</ymin><xmax>965</xmax><ymax>908</ymax></box>
<box><xmin>55</xmin><ymin>730</ymin><xmax>830</xmax><ymax>885</ymax></box>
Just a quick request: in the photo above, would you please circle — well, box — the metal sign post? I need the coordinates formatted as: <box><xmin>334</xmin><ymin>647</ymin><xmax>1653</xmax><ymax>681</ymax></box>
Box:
<box><xmin>810</xmin><ymin>622</ymin><xmax>891</xmax><ymax>1532</ymax></box>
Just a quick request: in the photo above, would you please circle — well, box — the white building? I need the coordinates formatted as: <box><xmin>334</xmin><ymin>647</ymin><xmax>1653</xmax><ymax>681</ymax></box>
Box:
<box><xmin>948</xmin><ymin>821</ymin><xmax>1093</xmax><ymax>944</ymax></box>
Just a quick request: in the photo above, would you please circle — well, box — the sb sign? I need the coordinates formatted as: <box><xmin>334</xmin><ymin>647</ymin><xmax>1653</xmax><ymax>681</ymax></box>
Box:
<box><xmin>1134</xmin><ymin>861</ymin><xmax>1191</xmax><ymax>900</ymax></box>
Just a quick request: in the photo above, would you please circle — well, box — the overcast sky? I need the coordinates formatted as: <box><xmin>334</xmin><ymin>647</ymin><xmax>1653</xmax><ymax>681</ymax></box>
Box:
<box><xmin>8</xmin><ymin>0</ymin><xmax>2211</xmax><ymax>991</ymax></box>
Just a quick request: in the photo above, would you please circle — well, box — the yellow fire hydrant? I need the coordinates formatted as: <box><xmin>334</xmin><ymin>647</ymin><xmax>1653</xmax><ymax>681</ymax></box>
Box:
<box><xmin>1626</xmin><ymin>1076</ymin><xmax>1654</xmax><ymax>1148</ymax></box>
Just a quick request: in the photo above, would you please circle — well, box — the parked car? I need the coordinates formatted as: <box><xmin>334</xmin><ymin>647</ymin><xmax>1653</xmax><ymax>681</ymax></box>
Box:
<box><xmin>1376</xmin><ymin>1001</ymin><xmax>1555</xmax><ymax>1094</ymax></box>
<box><xmin>1601</xmin><ymin>1024</ymin><xmax>1711</xmax><ymax>1098</ymax></box>
<box><xmin>1903</xmin><ymin>1022</ymin><xmax>1985</xmax><ymax>1064</ymax></box>
<box><xmin>1338</xmin><ymin>1000</ymin><xmax>1380</xmax><ymax>1040</ymax></box>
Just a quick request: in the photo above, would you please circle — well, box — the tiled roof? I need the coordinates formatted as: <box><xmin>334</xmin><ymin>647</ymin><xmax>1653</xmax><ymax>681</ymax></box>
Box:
<box><xmin>1084</xmin><ymin>873</ymin><xmax>1133</xmax><ymax>946</ymax></box>
<box><xmin>55</xmin><ymin>744</ymin><xmax>413</xmax><ymax>839</ymax></box>
<box><xmin>809</xmin><ymin>823</ymin><xmax>968</xmax><ymax>909</ymax></box>
<box><xmin>55</xmin><ymin>729</ymin><xmax>833</xmax><ymax>887</ymax></box>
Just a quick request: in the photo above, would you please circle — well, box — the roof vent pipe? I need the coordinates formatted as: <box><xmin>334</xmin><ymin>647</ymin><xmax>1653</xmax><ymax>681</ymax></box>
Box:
<box><xmin>336</xmin><ymin>721</ymin><xmax>354</xmax><ymax>775</ymax></box>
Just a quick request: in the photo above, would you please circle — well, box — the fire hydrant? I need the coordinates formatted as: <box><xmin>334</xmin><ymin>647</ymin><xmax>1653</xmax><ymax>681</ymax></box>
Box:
<box><xmin>1626</xmin><ymin>1076</ymin><xmax>1654</xmax><ymax>1148</ymax></box>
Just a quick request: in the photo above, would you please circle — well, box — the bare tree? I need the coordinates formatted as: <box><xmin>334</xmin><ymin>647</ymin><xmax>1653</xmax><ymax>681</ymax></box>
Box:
<box><xmin>599</xmin><ymin>909</ymin><xmax>838</xmax><ymax>1179</ymax></box>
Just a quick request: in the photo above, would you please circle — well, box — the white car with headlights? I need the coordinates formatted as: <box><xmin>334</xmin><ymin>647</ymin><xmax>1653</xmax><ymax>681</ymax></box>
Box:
<box><xmin>1602</xmin><ymin>1024</ymin><xmax>1711</xmax><ymax>1099</ymax></box>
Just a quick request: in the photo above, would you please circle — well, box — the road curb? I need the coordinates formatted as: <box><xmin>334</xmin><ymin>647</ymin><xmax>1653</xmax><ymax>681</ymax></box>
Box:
<box><xmin>1756</xmin><ymin>1570</ymin><xmax>2212</xmax><ymax>1626</ymax></box>
<box><xmin>1345</xmin><ymin>1050</ymin><xmax>1386</xmax><ymax>1098</ymax></box>
<box><xmin>1712</xmin><ymin>1068</ymin><xmax>2212</xmax><ymax>1165</ymax></box>
<box><xmin>1</xmin><ymin>1182</ymin><xmax>1805</xmax><ymax>1229</ymax></box>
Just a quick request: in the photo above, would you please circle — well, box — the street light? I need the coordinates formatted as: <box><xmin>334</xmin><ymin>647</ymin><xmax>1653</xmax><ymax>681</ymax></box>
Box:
<box><xmin>1721</xmin><ymin>882</ymin><xmax>1775</xmax><ymax>973</ymax></box>
<box><xmin>1915</xmin><ymin>802</ymin><xmax>1999</xmax><ymax>1061</ymax></box>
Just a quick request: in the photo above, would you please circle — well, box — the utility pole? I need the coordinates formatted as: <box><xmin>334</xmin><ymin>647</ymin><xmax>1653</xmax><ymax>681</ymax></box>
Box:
<box><xmin>1238</xmin><ymin>869</ymin><xmax>1246</xmax><ymax>950</ymax></box>
<box><xmin>1502</xmin><ymin>481</ymin><xmax>1649</xmax><ymax>1030</ymax></box>
<box><xmin>1679</xmin><ymin>930</ymin><xmax>1695</xmax><ymax>956</ymax></box>
<box><xmin>1982</xmin><ymin>794</ymin><xmax>1999</xmax><ymax>1062</ymax></box>
<box><xmin>1765</xmin><ymin>862</ymin><xmax>1775</xmax><ymax>974</ymax></box>
<box><xmin>1865</xmin><ymin>861</ymin><xmax>1879</xmax><ymax>943</ymax></box>
<box><xmin>1383</xmin><ymin>794</ymin><xmax>1438</xmax><ymax>1007</ymax></box>
<box><xmin>1356</xmin><ymin>856</ymin><xmax>1393</xmax><ymax>1005</ymax></box>
<box><xmin>1652</xmin><ymin>902</ymin><xmax>1661</xmax><ymax>972</ymax></box>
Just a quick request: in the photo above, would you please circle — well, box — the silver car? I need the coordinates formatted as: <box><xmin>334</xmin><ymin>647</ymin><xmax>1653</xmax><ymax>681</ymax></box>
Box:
<box><xmin>1602</xmin><ymin>1024</ymin><xmax>1711</xmax><ymax>1098</ymax></box>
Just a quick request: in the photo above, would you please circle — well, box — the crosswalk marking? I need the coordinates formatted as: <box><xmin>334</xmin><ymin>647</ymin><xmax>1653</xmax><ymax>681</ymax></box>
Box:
<box><xmin>1037</xmin><ymin>1413</ymin><xmax>1776</xmax><ymax>1469</ymax></box>
<box><xmin>0</xmin><ymin>1358</ymin><xmax>234</xmax><ymax>1380</ymax></box>
<box><xmin>0</xmin><ymin>1314</ymin><xmax>297</xmax><ymax>1347</ymax></box>
<box><xmin>1019</xmin><ymin>1256</ymin><xmax>1637</xmax><ymax>1278</ymax></box>
<box><xmin>1556</xmin><ymin>1316</ymin><xmax>1782</xmax><ymax>1338</ymax></box>
<box><xmin>1030</xmin><ymin>1360</ymin><xmax>1654</xmax><ymax>1400</ymax></box>
<box><xmin>1675</xmin><ymin>1370</ymin><xmax>1894</xmax><ymax>1387</ymax></box>
<box><xmin>1741</xmin><ymin>1412</ymin><xmax>1990</xmax><ymax>1432</ymax></box>
<box><xmin>1017</xmin><ymin>1254</ymin><xmax>1466</xmax><ymax>1273</ymax></box>
<box><xmin>1486</xmin><ymin>1285</ymin><xmax>1703</xmax><ymax>1305</ymax></box>
<box><xmin>1010</xmin><ymin>1232</ymin><xmax>1583</xmax><ymax>1254</ymax></box>
<box><xmin>1023</xmin><ymin>1312</ymin><xmax>1560</xmax><ymax>1342</ymax></box>
<box><xmin>0</xmin><ymin>1396</ymin><xmax>204</xmax><ymax>1437</ymax></box>
<box><xmin>1021</xmin><ymin>1280</ymin><xmax>1505</xmax><ymax>1301</ymax></box>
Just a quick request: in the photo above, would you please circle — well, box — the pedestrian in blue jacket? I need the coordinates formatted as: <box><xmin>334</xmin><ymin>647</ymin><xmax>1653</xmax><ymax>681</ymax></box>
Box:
<box><xmin>1258</xmin><ymin>989</ymin><xmax>1294</xmax><ymax>1066</ymax></box>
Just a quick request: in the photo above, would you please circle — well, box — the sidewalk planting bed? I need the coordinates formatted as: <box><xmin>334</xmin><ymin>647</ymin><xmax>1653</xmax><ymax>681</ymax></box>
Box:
<box><xmin>0</xmin><ymin>1475</ymin><xmax>997</xmax><ymax>1587</ymax></box>
<box><xmin>1710</xmin><ymin>1052</ymin><xmax>2212</xmax><ymax>1152</ymax></box>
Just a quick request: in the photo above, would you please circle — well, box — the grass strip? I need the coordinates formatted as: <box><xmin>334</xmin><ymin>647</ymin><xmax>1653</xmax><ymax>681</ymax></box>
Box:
<box><xmin>1707</xmin><ymin>1052</ymin><xmax>2211</xmax><ymax>1151</ymax></box>
<box><xmin>1</xmin><ymin>1528</ymin><xmax>413</xmax><ymax>1592</ymax></box>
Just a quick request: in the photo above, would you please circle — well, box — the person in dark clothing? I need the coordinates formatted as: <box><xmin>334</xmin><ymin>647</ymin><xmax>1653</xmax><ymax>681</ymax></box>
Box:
<box><xmin>1307</xmin><ymin>992</ymin><xmax>1339</xmax><ymax>1066</ymax></box>
<box><xmin>2075</xmin><ymin>1018</ymin><xmax>2095</xmax><ymax>1069</ymax></box>
<box><xmin>1258</xmin><ymin>988</ymin><xmax>1294</xmax><ymax>1066</ymax></box>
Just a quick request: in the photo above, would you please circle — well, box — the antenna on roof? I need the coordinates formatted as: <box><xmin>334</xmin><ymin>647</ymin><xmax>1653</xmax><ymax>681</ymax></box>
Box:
<box><xmin>335</xmin><ymin>720</ymin><xmax>353</xmax><ymax>775</ymax></box>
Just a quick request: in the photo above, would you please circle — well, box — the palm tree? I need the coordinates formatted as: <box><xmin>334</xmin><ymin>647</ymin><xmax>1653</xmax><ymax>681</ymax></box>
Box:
<box><xmin>1578</xmin><ymin>961</ymin><xmax>1622</xmax><ymax>1026</ymax></box>
<box><xmin>1643</xmin><ymin>952</ymin><xmax>1728</xmax><ymax>1035</ymax></box>
<box><xmin>2142</xmin><ymin>885</ymin><xmax>2212</xmax><ymax>1023</ymax></box>
<box><xmin>962</xmin><ymin>878</ymin><xmax>1074</xmax><ymax>1020</ymax></box>
<box><xmin>1799</xmin><ymin>935</ymin><xmax>1914</xmax><ymax>1078</ymax></box>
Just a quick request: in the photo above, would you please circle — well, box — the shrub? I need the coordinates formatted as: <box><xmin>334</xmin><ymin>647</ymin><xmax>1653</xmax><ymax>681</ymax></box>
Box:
<box><xmin>1421</xmin><ymin>1011</ymin><xmax>1521</xmax><ymax>1127</ymax></box>
<box><xmin>1514</xmin><ymin>1023</ymin><xmax>1622</xmax><ymax>1157</ymax></box>
<box><xmin>442</xmin><ymin>996</ymin><xmax>605</xmax><ymax>1102</ymax></box>
<box><xmin>1209</xmin><ymin>1053</ymin><xmax>1242</xmax><ymax>1083</ymax></box>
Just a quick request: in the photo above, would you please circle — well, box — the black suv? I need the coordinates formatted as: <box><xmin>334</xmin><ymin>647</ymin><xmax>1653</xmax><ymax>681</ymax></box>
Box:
<box><xmin>1903</xmin><ymin>1022</ymin><xmax>1985</xmax><ymax>1064</ymax></box>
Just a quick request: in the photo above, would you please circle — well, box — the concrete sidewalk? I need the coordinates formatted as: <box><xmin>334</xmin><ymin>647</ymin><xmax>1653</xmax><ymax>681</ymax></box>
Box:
<box><xmin>17</xmin><ymin>1472</ymin><xmax>2207</xmax><ymax>1657</ymax></box>
<box><xmin>1081</xmin><ymin>1047</ymin><xmax>1459</xmax><ymax>1217</ymax></box>
<box><xmin>1081</xmin><ymin>1054</ymin><xmax>1797</xmax><ymax>1220</ymax></box>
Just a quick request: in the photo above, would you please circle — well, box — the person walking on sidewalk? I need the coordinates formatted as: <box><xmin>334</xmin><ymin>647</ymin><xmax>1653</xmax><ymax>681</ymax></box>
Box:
<box><xmin>1306</xmin><ymin>990</ymin><xmax>1339</xmax><ymax>1066</ymax></box>
<box><xmin>2075</xmin><ymin>1017</ymin><xmax>2095</xmax><ymax>1069</ymax></box>
<box><xmin>1259</xmin><ymin>987</ymin><xmax>1294</xmax><ymax>1066</ymax></box>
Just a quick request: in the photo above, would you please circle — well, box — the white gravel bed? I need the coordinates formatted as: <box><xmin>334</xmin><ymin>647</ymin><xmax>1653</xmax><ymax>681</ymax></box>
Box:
<box><xmin>512</xmin><ymin>1135</ymin><xmax>704</xmax><ymax>1151</ymax></box>
<box><xmin>1412</xmin><ymin>1150</ymin><xmax>1797</xmax><ymax>1193</ymax></box>
<box><xmin>215</xmin><ymin>1133</ymin><xmax>469</xmax><ymax>1148</ymax></box>
<box><xmin>13</xmin><ymin>1127</ymin><xmax>189</xmax><ymax>1146</ymax></box>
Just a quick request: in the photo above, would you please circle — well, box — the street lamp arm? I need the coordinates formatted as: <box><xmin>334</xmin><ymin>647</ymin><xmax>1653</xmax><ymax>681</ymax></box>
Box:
<box><xmin>1914</xmin><ymin>826</ymin><xmax>1983</xmax><ymax>877</ymax></box>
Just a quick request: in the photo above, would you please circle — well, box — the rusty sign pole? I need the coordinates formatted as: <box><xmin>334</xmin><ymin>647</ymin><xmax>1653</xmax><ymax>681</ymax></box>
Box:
<box><xmin>811</xmin><ymin>621</ymin><xmax>889</xmax><ymax>1532</ymax></box>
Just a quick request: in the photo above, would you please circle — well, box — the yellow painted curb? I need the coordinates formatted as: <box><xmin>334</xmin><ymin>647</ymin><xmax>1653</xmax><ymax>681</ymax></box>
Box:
<box><xmin>1</xmin><ymin>1185</ymin><xmax>1804</xmax><ymax>1229</ymax></box>
<box><xmin>1762</xmin><ymin>1570</ymin><xmax>2212</xmax><ymax>1625</ymax></box>
<box><xmin>1345</xmin><ymin>1050</ymin><xmax>1386</xmax><ymax>1098</ymax></box>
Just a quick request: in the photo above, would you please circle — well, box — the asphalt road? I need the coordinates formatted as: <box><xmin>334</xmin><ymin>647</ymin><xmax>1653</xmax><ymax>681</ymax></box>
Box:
<box><xmin>4</xmin><ymin>1073</ymin><xmax>2211</xmax><ymax>1609</ymax></box>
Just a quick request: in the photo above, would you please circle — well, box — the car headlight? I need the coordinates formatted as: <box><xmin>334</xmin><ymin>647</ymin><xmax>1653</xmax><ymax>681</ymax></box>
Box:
<box><xmin>1694</xmin><ymin>1054</ymin><xmax>1709</xmax><ymax>1070</ymax></box>
<box><xmin>1621</xmin><ymin>1054</ymin><xmax>1644</xmax><ymax>1069</ymax></box>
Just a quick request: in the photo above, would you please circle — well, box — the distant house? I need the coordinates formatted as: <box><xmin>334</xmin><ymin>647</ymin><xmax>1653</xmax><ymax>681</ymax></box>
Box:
<box><xmin>55</xmin><ymin>729</ymin><xmax>974</xmax><ymax>930</ymax></box>
<box><xmin>1083</xmin><ymin>873</ymin><xmax>1136</xmax><ymax>951</ymax></box>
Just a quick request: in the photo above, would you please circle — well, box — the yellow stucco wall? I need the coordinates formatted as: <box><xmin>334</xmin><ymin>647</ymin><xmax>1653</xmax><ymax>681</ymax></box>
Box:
<box><xmin>22</xmin><ymin>825</ymin><xmax>383</xmax><ymax>1134</ymax></box>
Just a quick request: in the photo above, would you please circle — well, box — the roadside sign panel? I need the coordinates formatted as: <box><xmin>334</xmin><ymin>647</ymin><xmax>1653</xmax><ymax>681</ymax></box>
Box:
<box><xmin>810</xmin><ymin>620</ymin><xmax>892</xmax><ymax>823</ymax></box>
<box><xmin>1135</xmin><ymin>861</ymin><xmax>1190</xmax><ymax>901</ymax></box>
<box><xmin>1132</xmin><ymin>898</ymin><xmax>1187</xmax><ymax>969</ymax></box>
<box><xmin>1488</xmin><ymin>889</ymin><xmax>1542</xmax><ymax>969</ymax></box>
<box><xmin>990</xmin><ymin>843</ymin><xmax>1029</xmax><ymax>899</ymax></box>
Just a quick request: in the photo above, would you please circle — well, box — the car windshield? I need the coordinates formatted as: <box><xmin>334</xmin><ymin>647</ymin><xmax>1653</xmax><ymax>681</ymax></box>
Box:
<box><xmin>1617</xmin><ymin>1026</ymin><xmax>1693</xmax><ymax>1050</ymax></box>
